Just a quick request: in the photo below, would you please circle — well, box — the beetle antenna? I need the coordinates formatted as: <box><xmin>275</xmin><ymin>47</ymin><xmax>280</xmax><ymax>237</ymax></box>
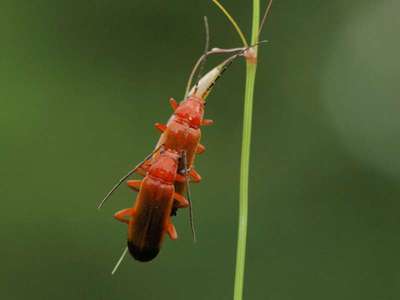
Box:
<box><xmin>97</xmin><ymin>145</ymin><xmax>162</xmax><ymax>209</ymax></box>
<box><xmin>111</xmin><ymin>247</ymin><xmax>128</xmax><ymax>275</ymax></box>
<box><xmin>193</xmin><ymin>16</ymin><xmax>210</xmax><ymax>94</ymax></box>
<box><xmin>186</xmin><ymin>40</ymin><xmax>267</xmax><ymax>99</ymax></box>
<box><xmin>257</xmin><ymin>0</ymin><xmax>273</xmax><ymax>42</ymax></box>
<box><xmin>184</xmin><ymin>16</ymin><xmax>211</xmax><ymax>98</ymax></box>
<box><xmin>182</xmin><ymin>151</ymin><xmax>196</xmax><ymax>242</ymax></box>
<box><xmin>185</xmin><ymin>47</ymin><xmax>243</xmax><ymax>99</ymax></box>
<box><xmin>199</xmin><ymin>40</ymin><xmax>267</xmax><ymax>99</ymax></box>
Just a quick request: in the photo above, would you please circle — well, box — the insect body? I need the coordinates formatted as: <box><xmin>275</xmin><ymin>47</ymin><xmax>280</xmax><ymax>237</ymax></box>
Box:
<box><xmin>111</xmin><ymin>92</ymin><xmax>213</xmax><ymax>263</ymax></box>
<box><xmin>99</xmin><ymin>48</ymin><xmax>253</xmax><ymax>271</ymax></box>
<box><xmin>155</xmin><ymin>95</ymin><xmax>212</xmax><ymax>194</ymax></box>
<box><xmin>113</xmin><ymin>148</ymin><xmax>189</xmax><ymax>262</ymax></box>
<box><xmin>148</xmin><ymin>61</ymin><xmax>239</xmax><ymax>226</ymax></box>
<box><xmin>99</xmin><ymin>0</ymin><xmax>272</xmax><ymax>273</ymax></box>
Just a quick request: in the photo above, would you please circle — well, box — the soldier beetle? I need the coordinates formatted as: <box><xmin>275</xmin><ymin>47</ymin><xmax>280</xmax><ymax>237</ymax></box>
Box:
<box><xmin>99</xmin><ymin>51</ymin><xmax>252</xmax><ymax>273</ymax></box>
<box><xmin>98</xmin><ymin>0</ymin><xmax>272</xmax><ymax>273</ymax></box>
<box><xmin>113</xmin><ymin>148</ymin><xmax>189</xmax><ymax>262</ymax></box>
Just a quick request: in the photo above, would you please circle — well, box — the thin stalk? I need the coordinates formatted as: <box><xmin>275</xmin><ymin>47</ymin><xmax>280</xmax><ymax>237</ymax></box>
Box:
<box><xmin>212</xmin><ymin>0</ymin><xmax>249</xmax><ymax>47</ymax></box>
<box><xmin>233</xmin><ymin>0</ymin><xmax>260</xmax><ymax>299</ymax></box>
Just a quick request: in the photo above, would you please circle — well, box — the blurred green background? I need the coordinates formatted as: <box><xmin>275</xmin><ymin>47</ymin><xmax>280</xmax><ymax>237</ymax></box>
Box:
<box><xmin>1</xmin><ymin>0</ymin><xmax>399</xmax><ymax>299</ymax></box>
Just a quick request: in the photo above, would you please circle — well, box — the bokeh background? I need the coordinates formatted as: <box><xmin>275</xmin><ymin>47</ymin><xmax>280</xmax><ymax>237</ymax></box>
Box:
<box><xmin>1</xmin><ymin>0</ymin><xmax>399</xmax><ymax>299</ymax></box>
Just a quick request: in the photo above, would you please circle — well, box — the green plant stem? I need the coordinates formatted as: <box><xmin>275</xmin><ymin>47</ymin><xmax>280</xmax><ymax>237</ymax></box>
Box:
<box><xmin>233</xmin><ymin>0</ymin><xmax>259</xmax><ymax>299</ymax></box>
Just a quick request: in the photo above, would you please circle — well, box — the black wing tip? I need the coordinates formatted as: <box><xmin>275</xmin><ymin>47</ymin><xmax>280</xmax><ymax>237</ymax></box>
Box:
<box><xmin>127</xmin><ymin>241</ymin><xmax>160</xmax><ymax>262</ymax></box>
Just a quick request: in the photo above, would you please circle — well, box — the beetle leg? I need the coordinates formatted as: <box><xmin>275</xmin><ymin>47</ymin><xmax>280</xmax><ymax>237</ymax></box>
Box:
<box><xmin>189</xmin><ymin>169</ymin><xmax>202</xmax><ymax>182</ymax></box>
<box><xmin>175</xmin><ymin>174</ymin><xmax>186</xmax><ymax>183</ymax></box>
<box><xmin>174</xmin><ymin>192</ymin><xmax>189</xmax><ymax>208</ymax></box>
<box><xmin>166</xmin><ymin>223</ymin><xmax>178</xmax><ymax>240</ymax></box>
<box><xmin>176</xmin><ymin>170</ymin><xmax>201</xmax><ymax>183</ymax></box>
<box><xmin>202</xmin><ymin>119</ymin><xmax>214</xmax><ymax>126</ymax></box>
<box><xmin>127</xmin><ymin>180</ymin><xmax>141</xmax><ymax>192</ymax></box>
<box><xmin>182</xmin><ymin>150</ymin><xmax>196</xmax><ymax>242</ymax></box>
<box><xmin>114</xmin><ymin>208</ymin><xmax>136</xmax><ymax>224</ymax></box>
<box><xmin>169</xmin><ymin>97</ymin><xmax>179</xmax><ymax>111</ymax></box>
<box><xmin>135</xmin><ymin>160</ymin><xmax>151</xmax><ymax>177</ymax></box>
<box><xmin>135</xmin><ymin>168</ymin><xmax>146</xmax><ymax>177</ymax></box>
<box><xmin>196</xmin><ymin>143</ymin><xmax>206</xmax><ymax>154</ymax></box>
<box><xmin>155</xmin><ymin>123</ymin><xmax>167</xmax><ymax>133</ymax></box>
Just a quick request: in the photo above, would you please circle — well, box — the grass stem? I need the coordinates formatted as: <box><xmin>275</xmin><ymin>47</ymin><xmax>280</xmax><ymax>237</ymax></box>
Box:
<box><xmin>233</xmin><ymin>0</ymin><xmax>260</xmax><ymax>299</ymax></box>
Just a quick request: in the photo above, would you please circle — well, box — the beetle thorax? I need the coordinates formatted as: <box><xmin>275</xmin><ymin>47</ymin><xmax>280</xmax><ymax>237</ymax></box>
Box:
<box><xmin>149</xmin><ymin>151</ymin><xmax>179</xmax><ymax>184</ymax></box>
<box><xmin>175</xmin><ymin>96</ymin><xmax>204</xmax><ymax>129</ymax></box>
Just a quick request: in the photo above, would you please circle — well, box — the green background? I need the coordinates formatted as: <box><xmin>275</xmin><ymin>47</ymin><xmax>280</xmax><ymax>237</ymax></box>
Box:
<box><xmin>1</xmin><ymin>0</ymin><xmax>399</xmax><ymax>299</ymax></box>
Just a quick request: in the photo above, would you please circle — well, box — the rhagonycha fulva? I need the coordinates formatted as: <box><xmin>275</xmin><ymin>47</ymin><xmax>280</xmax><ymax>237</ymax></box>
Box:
<box><xmin>114</xmin><ymin>147</ymin><xmax>189</xmax><ymax>262</ymax></box>
<box><xmin>98</xmin><ymin>1</ymin><xmax>272</xmax><ymax>272</ymax></box>
<box><xmin>99</xmin><ymin>47</ymin><xmax>261</xmax><ymax>274</ymax></box>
